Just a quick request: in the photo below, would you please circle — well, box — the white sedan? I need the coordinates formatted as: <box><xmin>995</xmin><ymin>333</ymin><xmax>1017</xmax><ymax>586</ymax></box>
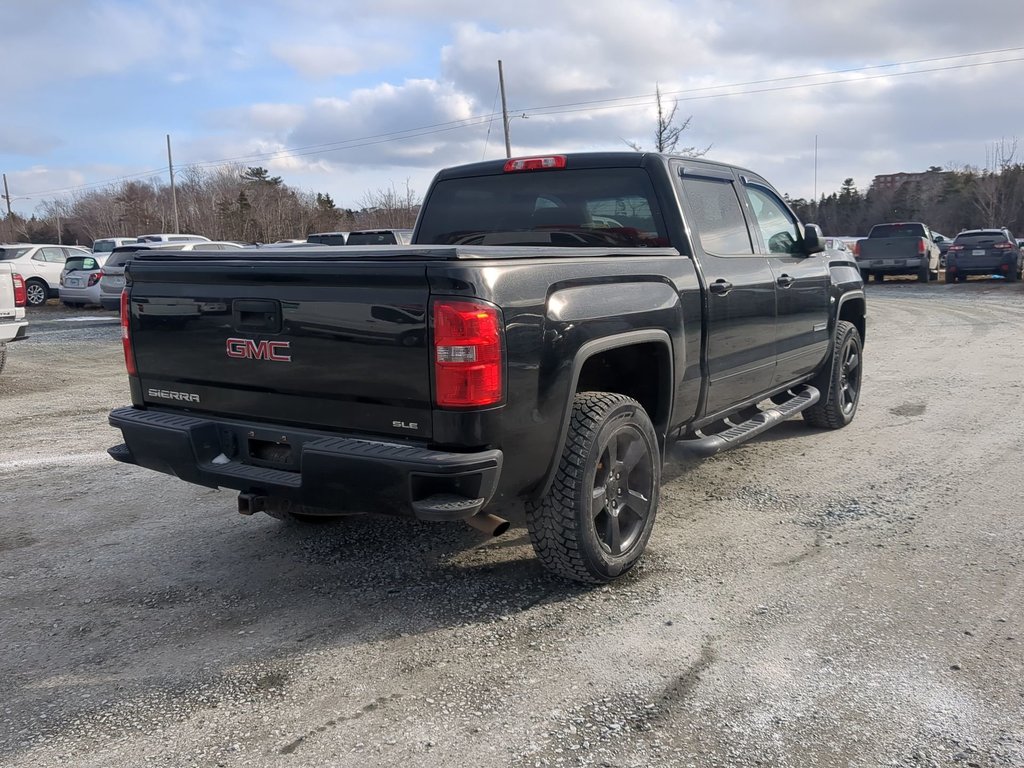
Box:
<box><xmin>0</xmin><ymin>244</ymin><xmax>91</xmax><ymax>306</ymax></box>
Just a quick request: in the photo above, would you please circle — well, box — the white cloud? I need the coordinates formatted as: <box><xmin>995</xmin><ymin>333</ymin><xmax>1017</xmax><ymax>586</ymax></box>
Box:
<box><xmin>6</xmin><ymin>0</ymin><xmax>1024</xmax><ymax>214</ymax></box>
<box><xmin>270</xmin><ymin>42</ymin><xmax>406</xmax><ymax>79</ymax></box>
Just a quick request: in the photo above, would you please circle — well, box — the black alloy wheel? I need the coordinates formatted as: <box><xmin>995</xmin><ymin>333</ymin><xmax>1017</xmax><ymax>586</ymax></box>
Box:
<box><xmin>526</xmin><ymin>392</ymin><xmax>661</xmax><ymax>583</ymax></box>
<box><xmin>804</xmin><ymin>320</ymin><xmax>863</xmax><ymax>429</ymax></box>
<box><xmin>591</xmin><ymin>422</ymin><xmax>656</xmax><ymax>558</ymax></box>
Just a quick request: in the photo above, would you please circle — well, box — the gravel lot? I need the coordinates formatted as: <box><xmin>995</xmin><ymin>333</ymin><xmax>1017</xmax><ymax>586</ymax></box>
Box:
<box><xmin>2</xmin><ymin>283</ymin><xmax>1022</xmax><ymax>768</ymax></box>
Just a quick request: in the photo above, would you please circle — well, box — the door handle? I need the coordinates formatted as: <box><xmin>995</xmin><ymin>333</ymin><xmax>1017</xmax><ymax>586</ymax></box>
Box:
<box><xmin>777</xmin><ymin>274</ymin><xmax>795</xmax><ymax>288</ymax></box>
<box><xmin>709</xmin><ymin>279</ymin><xmax>733</xmax><ymax>296</ymax></box>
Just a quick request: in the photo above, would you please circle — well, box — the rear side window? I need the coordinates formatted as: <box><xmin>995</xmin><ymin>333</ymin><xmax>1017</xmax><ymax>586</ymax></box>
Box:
<box><xmin>0</xmin><ymin>247</ymin><xmax>31</xmax><ymax>261</ymax></box>
<box><xmin>416</xmin><ymin>168</ymin><xmax>670</xmax><ymax>247</ymax></box>
<box><xmin>681</xmin><ymin>177</ymin><xmax>753</xmax><ymax>255</ymax></box>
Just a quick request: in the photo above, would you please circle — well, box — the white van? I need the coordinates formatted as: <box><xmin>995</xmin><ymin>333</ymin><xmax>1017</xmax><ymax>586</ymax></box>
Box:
<box><xmin>92</xmin><ymin>237</ymin><xmax>139</xmax><ymax>253</ymax></box>
<box><xmin>135</xmin><ymin>233</ymin><xmax>211</xmax><ymax>243</ymax></box>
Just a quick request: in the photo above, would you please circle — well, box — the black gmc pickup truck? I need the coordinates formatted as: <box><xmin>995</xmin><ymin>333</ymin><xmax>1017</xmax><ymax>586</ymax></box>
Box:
<box><xmin>108</xmin><ymin>152</ymin><xmax>866</xmax><ymax>583</ymax></box>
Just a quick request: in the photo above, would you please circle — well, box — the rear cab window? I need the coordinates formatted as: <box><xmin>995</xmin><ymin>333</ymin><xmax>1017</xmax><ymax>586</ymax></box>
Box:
<box><xmin>870</xmin><ymin>223</ymin><xmax>927</xmax><ymax>238</ymax></box>
<box><xmin>347</xmin><ymin>232</ymin><xmax>398</xmax><ymax>246</ymax></box>
<box><xmin>415</xmin><ymin>168</ymin><xmax>670</xmax><ymax>247</ymax></box>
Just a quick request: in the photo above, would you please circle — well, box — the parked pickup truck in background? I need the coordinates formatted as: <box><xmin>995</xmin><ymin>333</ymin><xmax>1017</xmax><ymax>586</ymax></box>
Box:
<box><xmin>0</xmin><ymin>264</ymin><xmax>28</xmax><ymax>376</ymax></box>
<box><xmin>855</xmin><ymin>222</ymin><xmax>941</xmax><ymax>282</ymax></box>
<box><xmin>108</xmin><ymin>152</ymin><xmax>866</xmax><ymax>583</ymax></box>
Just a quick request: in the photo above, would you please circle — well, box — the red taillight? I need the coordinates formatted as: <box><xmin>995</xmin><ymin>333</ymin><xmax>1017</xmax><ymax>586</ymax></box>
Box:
<box><xmin>948</xmin><ymin>244</ymin><xmax>965</xmax><ymax>252</ymax></box>
<box><xmin>120</xmin><ymin>289</ymin><xmax>137</xmax><ymax>376</ymax></box>
<box><xmin>852</xmin><ymin>242</ymin><xmax>859</xmax><ymax>255</ymax></box>
<box><xmin>87</xmin><ymin>272</ymin><xmax>102</xmax><ymax>287</ymax></box>
<box><xmin>503</xmin><ymin>155</ymin><xmax>567</xmax><ymax>172</ymax></box>
<box><xmin>918</xmin><ymin>239</ymin><xmax>926</xmax><ymax>253</ymax></box>
<box><xmin>433</xmin><ymin>299</ymin><xmax>503</xmax><ymax>408</ymax></box>
<box><xmin>12</xmin><ymin>273</ymin><xmax>26</xmax><ymax>307</ymax></box>
<box><xmin>993</xmin><ymin>242</ymin><xmax>1013</xmax><ymax>250</ymax></box>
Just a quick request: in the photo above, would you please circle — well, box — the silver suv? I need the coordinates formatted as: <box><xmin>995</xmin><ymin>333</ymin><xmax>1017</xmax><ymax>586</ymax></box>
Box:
<box><xmin>98</xmin><ymin>241</ymin><xmax>244</xmax><ymax>310</ymax></box>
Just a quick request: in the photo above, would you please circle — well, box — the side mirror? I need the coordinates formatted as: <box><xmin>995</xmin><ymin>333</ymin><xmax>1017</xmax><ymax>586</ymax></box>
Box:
<box><xmin>803</xmin><ymin>223</ymin><xmax>825</xmax><ymax>255</ymax></box>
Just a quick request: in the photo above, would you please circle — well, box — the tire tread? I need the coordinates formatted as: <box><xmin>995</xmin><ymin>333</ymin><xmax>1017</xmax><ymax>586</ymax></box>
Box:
<box><xmin>526</xmin><ymin>392</ymin><xmax>645</xmax><ymax>584</ymax></box>
<box><xmin>804</xmin><ymin>320</ymin><xmax>860</xmax><ymax>429</ymax></box>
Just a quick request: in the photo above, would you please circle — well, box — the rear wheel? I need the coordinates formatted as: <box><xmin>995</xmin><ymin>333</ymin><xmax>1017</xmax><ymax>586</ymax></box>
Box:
<box><xmin>526</xmin><ymin>392</ymin><xmax>660</xmax><ymax>583</ymax></box>
<box><xmin>25</xmin><ymin>280</ymin><xmax>48</xmax><ymax>307</ymax></box>
<box><xmin>804</xmin><ymin>321</ymin><xmax>863</xmax><ymax>430</ymax></box>
<box><xmin>917</xmin><ymin>261</ymin><xmax>930</xmax><ymax>282</ymax></box>
<box><xmin>874</xmin><ymin>273</ymin><xmax>885</xmax><ymax>283</ymax></box>
<box><xmin>1006</xmin><ymin>267</ymin><xmax>1018</xmax><ymax>283</ymax></box>
<box><xmin>944</xmin><ymin>270</ymin><xmax>955</xmax><ymax>284</ymax></box>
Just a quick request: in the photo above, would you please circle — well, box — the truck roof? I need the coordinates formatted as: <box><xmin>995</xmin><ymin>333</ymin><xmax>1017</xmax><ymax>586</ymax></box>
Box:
<box><xmin>431</xmin><ymin>151</ymin><xmax>764</xmax><ymax>183</ymax></box>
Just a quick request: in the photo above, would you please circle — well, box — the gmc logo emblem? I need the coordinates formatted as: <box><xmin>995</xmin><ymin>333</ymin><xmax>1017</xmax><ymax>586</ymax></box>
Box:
<box><xmin>226</xmin><ymin>337</ymin><xmax>292</xmax><ymax>362</ymax></box>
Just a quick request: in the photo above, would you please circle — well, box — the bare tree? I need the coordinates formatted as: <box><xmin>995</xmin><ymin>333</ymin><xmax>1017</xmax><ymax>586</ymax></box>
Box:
<box><xmin>357</xmin><ymin>180</ymin><xmax>420</xmax><ymax>229</ymax></box>
<box><xmin>972</xmin><ymin>137</ymin><xmax>1018</xmax><ymax>226</ymax></box>
<box><xmin>625</xmin><ymin>85</ymin><xmax>710</xmax><ymax>157</ymax></box>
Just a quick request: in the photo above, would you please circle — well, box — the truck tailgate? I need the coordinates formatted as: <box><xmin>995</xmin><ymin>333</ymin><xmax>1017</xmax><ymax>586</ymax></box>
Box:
<box><xmin>858</xmin><ymin>238</ymin><xmax>921</xmax><ymax>260</ymax></box>
<box><xmin>127</xmin><ymin>258</ymin><xmax>433</xmax><ymax>439</ymax></box>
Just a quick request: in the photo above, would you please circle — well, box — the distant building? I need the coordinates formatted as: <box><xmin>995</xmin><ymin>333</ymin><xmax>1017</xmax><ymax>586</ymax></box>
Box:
<box><xmin>871</xmin><ymin>169</ymin><xmax>950</xmax><ymax>193</ymax></box>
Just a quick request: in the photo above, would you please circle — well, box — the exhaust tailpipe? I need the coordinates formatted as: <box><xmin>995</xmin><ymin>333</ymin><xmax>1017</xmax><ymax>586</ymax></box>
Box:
<box><xmin>466</xmin><ymin>512</ymin><xmax>510</xmax><ymax>537</ymax></box>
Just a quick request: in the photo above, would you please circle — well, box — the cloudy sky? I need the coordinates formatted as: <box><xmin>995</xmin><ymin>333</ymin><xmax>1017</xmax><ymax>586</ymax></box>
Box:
<box><xmin>2</xmin><ymin>0</ymin><xmax>1023</xmax><ymax>218</ymax></box>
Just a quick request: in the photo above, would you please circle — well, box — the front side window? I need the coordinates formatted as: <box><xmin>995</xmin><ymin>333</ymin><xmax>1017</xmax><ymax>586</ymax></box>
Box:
<box><xmin>681</xmin><ymin>177</ymin><xmax>754</xmax><ymax>255</ymax></box>
<box><xmin>744</xmin><ymin>186</ymin><xmax>800</xmax><ymax>254</ymax></box>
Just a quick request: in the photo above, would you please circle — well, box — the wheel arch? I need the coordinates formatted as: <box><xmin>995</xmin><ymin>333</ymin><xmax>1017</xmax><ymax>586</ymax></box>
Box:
<box><xmin>537</xmin><ymin>329</ymin><xmax>674</xmax><ymax>498</ymax></box>
<box><xmin>837</xmin><ymin>291</ymin><xmax>866</xmax><ymax>347</ymax></box>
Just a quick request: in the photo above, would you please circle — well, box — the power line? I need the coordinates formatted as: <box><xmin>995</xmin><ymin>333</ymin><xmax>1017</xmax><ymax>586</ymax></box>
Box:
<box><xmin>528</xmin><ymin>55</ymin><xmax>1024</xmax><ymax>119</ymax></box>
<box><xmin>15</xmin><ymin>46</ymin><xmax>1024</xmax><ymax>200</ymax></box>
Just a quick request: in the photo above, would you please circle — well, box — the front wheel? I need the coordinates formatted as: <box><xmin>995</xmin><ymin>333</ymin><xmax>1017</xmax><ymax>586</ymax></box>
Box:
<box><xmin>25</xmin><ymin>280</ymin><xmax>49</xmax><ymax>307</ymax></box>
<box><xmin>526</xmin><ymin>392</ymin><xmax>660</xmax><ymax>583</ymax></box>
<box><xmin>804</xmin><ymin>321</ymin><xmax>863</xmax><ymax>429</ymax></box>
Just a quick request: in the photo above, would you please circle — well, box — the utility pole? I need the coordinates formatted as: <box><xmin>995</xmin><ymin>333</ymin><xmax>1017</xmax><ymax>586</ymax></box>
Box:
<box><xmin>498</xmin><ymin>60</ymin><xmax>511</xmax><ymax>159</ymax></box>
<box><xmin>2</xmin><ymin>174</ymin><xmax>12</xmax><ymax>243</ymax></box>
<box><xmin>813</xmin><ymin>135</ymin><xmax>818</xmax><ymax>203</ymax></box>
<box><xmin>167</xmin><ymin>134</ymin><xmax>180</xmax><ymax>234</ymax></box>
